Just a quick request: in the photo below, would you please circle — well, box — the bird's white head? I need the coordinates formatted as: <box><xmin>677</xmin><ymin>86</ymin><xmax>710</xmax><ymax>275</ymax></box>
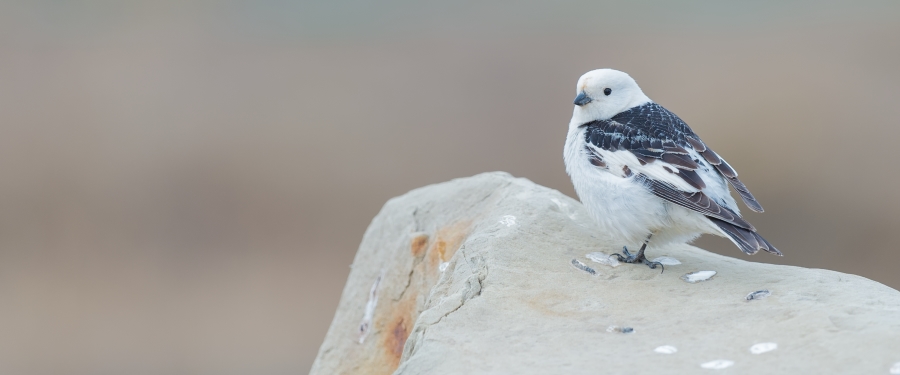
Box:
<box><xmin>570</xmin><ymin>69</ymin><xmax>652</xmax><ymax>126</ymax></box>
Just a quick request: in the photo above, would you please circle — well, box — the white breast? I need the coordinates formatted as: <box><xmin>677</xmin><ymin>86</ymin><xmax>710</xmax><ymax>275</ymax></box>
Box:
<box><xmin>564</xmin><ymin>127</ymin><xmax>665</xmax><ymax>245</ymax></box>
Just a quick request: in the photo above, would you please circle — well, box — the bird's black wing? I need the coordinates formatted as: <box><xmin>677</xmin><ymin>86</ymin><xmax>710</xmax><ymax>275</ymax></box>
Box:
<box><xmin>581</xmin><ymin>102</ymin><xmax>764</xmax><ymax>212</ymax></box>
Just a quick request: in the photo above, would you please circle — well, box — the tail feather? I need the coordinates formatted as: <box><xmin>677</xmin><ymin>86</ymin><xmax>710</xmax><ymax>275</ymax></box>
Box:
<box><xmin>710</xmin><ymin>218</ymin><xmax>782</xmax><ymax>256</ymax></box>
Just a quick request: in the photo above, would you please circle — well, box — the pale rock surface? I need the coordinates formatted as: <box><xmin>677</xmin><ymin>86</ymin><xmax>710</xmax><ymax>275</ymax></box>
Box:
<box><xmin>310</xmin><ymin>172</ymin><xmax>900</xmax><ymax>375</ymax></box>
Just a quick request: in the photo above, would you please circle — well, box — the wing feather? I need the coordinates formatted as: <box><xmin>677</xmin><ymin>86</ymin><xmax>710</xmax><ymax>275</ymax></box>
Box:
<box><xmin>676</xmin><ymin>169</ymin><xmax>707</xmax><ymax>190</ymax></box>
<box><xmin>661</xmin><ymin>153</ymin><xmax>699</xmax><ymax>170</ymax></box>
<box><xmin>685</xmin><ymin>136</ymin><xmax>706</xmax><ymax>152</ymax></box>
<box><xmin>690</xmin><ymin>138</ymin><xmax>764</xmax><ymax>212</ymax></box>
<box><xmin>700</xmin><ymin>149</ymin><xmax>722</xmax><ymax>165</ymax></box>
<box><xmin>634</xmin><ymin>174</ymin><xmax>755</xmax><ymax>231</ymax></box>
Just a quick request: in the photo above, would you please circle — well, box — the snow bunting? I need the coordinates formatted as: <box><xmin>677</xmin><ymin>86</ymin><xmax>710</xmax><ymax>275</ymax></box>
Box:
<box><xmin>564</xmin><ymin>69</ymin><xmax>780</xmax><ymax>271</ymax></box>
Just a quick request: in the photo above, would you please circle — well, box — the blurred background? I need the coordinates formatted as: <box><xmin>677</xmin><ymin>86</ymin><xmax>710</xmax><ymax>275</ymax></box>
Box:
<box><xmin>1</xmin><ymin>1</ymin><xmax>898</xmax><ymax>374</ymax></box>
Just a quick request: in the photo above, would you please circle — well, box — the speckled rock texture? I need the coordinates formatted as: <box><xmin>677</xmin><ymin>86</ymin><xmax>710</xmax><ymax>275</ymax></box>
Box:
<box><xmin>309</xmin><ymin>172</ymin><xmax>900</xmax><ymax>375</ymax></box>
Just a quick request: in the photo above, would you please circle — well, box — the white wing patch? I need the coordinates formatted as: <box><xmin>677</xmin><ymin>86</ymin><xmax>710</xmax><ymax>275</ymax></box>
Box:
<box><xmin>585</xmin><ymin>144</ymin><xmax>740</xmax><ymax>214</ymax></box>
<box><xmin>586</xmin><ymin>144</ymin><xmax>699</xmax><ymax>193</ymax></box>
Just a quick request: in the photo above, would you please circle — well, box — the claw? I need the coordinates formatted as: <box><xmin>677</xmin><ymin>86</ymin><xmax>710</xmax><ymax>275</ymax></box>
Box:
<box><xmin>609</xmin><ymin>246</ymin><xmax>630</xmax><ymax>262</ymax></box>
<box><xmin>643</xmin><ymin>260</ymin><xmax>665</xmax><ymax>274</ymax></box>
<box><xmin>610</xmin><ymin>246</ymin><xmax>634</xmax><ymax>263</ymax></box>
<box><xmin>607</xmin><ymin>244</ymin><xmax>663</xmax><ymax>273</ymax></box>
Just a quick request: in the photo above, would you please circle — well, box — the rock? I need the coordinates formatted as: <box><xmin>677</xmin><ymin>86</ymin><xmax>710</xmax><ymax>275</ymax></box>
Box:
<box><xmin>309</xmin><ymin>172</ymin><xmax>900</xmax><ymax>375</ymax></box>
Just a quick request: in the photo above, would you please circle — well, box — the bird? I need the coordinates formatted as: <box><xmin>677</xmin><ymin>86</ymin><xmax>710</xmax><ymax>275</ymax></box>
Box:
<box><xmin>563</xmin><ymin>69</ymin><xmax>781</xmax><ymax>271</ymax></box>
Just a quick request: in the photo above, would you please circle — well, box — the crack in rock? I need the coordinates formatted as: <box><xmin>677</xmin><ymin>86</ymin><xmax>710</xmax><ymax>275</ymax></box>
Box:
<box><xmin>401</xmin><ymin>250</ymin><xmax>487</xmax><ymax>364</ymax></box>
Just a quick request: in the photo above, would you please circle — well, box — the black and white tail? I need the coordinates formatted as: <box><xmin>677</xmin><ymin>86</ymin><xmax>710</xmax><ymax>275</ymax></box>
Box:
<box><xmin>710</xmin><ymin>218</ymin><xmax>782</xmax><ymax>256</ymax></box>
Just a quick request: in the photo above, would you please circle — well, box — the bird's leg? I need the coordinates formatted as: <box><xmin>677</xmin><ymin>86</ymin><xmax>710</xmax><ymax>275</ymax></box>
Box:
<box><xmin>610</xmin><ymin>234</ymin><xmax>664</xmax><ymax>273</ymax></box>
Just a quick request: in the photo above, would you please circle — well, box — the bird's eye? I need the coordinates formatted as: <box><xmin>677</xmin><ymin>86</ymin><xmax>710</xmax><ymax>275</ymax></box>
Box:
<box><xmin>604</xmin><ymin>88</ymin><xmax>612</xmax><ymax>96</ymax></box>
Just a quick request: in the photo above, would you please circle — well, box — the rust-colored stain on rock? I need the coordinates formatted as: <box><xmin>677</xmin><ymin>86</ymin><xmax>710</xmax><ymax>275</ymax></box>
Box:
<box><xmin>525</xmin><ymin>290</ymin><xmax>582</xmax><ymax>318</ymax></box>
<box><xmin>410</xmin><ymin>234</ymin><xmax>429</xmax><ymax>257</ymax></box>
<box><xmin>358</xmin><ymin>221</ymin><xmax>472</xmax><ymax>375</ymax></box>
<box><xmin>380</xmin><ymin>293</ymin><xmax>417</xmax><ymax>371</ymax></box>
<box><xmin>389</xmin><ymin>317</ymin><xmax>409</xmax><ymax>358</ymax></box>
<box><xmin>427</xmin><ymin>221</ymin><xmax>471</xmax><ymax>272</ymax></box>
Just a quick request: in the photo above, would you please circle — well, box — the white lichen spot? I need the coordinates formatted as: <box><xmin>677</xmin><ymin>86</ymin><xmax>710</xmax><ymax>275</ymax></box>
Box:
<box><xmin>586</xmin><ymin>252</ymin><xmax>621</xmax><ymax>267</ymax></box>
<box><xmin>357</xmin><ymin>273</ymin><xmax>383</xmax><ymax>344</ymax></box>
<box><xmin>499</xmin><ymin>215</ymin><xmax>517</xmax><ymax>227</ymax></box>
<box><xmin>438</xmin><ymin>262</ymin><xmax>450</xmax><ymax>272</ymax></box>
<box><xmin>745</xmin><ymin>289</ymin><xmax>772</xmax><ymax>301</ymax></box>
<box><xmin>651</xmin><ymin>256</ymin><xmax>681</xmax><ymax>265</ymax></box>
<box><xmin>700</xmin><ymin>360</ymin><xmax>734</xmax><ymax>369</ymax></box>
<box><xmin>890</xmin><ymin>362</ymin><xmax>900</xmax><ymax>375</ymax></box>
<box><xmin>682</xmin><ymin>270</ymin><xmax>717</xmax><ymax>283</ymax></box>
<box><xmin>654</xmin><ymin>345</ymin><xmax>678</xmax><ymax>354</ymax></box>
<box><xmin>749</xmin><ymin>342</ymin><xmax>777</xmax><ymax>354</ymax></box>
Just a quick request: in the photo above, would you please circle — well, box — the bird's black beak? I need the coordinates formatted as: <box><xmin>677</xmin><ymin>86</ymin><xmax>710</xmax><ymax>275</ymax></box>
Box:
<box><xmin>573</xmin><ymin>91</ymin><xmax>592</xmax><ymax>106</ymax></box>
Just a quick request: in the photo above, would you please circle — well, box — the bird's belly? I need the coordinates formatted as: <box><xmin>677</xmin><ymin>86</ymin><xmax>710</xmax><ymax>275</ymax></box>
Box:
<box><xmin>572</xmin><ymin>167</ymin><xmax>671</xmax><ymax>246</ymax></box>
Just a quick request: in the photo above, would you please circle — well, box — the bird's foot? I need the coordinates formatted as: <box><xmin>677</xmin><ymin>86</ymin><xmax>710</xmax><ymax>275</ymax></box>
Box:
<box><xmin>610</xmin><ymin>246</ymin><xmax>664</xmax><ymax>273</ymax></box>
